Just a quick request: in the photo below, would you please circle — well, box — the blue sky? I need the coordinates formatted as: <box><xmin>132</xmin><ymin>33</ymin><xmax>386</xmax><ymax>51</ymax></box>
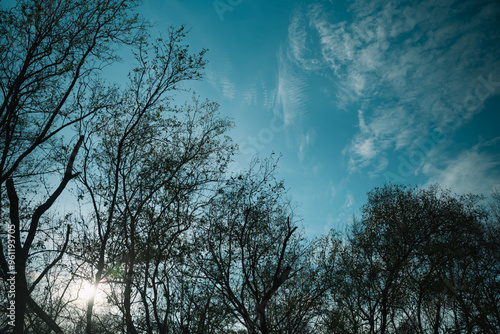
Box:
<box><xmin>140</xmin><ymin>0</ymin><xmax>499</xmax><ymax>235</ymax></box>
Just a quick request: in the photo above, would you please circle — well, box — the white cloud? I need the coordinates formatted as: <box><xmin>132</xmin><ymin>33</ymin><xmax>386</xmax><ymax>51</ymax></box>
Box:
<box><xmin>357</xmin><ymin>109</ymin><xmax>368</xmax><ymax>132</ymax></box>
<box><xmin>347</xmin><ymin>106</ymin><xmax>421</xmax><ymax>172</ymax></box>
<box><xmin>298</xmin><ymin>129</ymin><xmax>315</xmax><ymax>161</ymax></box>
<box><xmin>368</xmin><ymin>156</ymin><xmax>389</xmax><ymax>178</ymax></box>
<box><xmin>343</xmin><ymin>193</ymin><xmax>354</xmax><ymax>209</ymax></box>
<box><xmin>424</xmin><ymin>140</ymin><xmax>500</xmax><ymax>195</ymax></box>
<box><xmin>205</xmin><ymin>55</ymin><xmax>237</xmax><ymax>100</ymax></box>
<box><xmin>220</xmin><ymin>78</ymin><xmax>236</xmax><ymax>99</ymax></box>
<box><xmin>286</xmin><ymin>0</ymin><xmax>500</xmax><ymax>174</ymax></box>
<box><xmin>274</xmin><ymin>49</ymin><xmax>308</xmax><ymax>127</ymax></box>
<box><xmin>288</xmin><ymin>9</ymin><xmax>322</xmax><ymax>71</ymax></box>
<box><xmin>242</xmin><ymin>83</ymin><xmax>257</xmax><ymax>105</ymax></box>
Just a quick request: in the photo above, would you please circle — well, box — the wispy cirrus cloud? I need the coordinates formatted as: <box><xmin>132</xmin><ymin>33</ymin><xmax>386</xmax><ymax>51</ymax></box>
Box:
<box><xmin>242</xmin><ymin>75</ymin><xmax>275</xmax><ymax>111</ymax></box>
<box><xmin>205</xmin><ymin>54</ymin><xmax>237</xmax><ymax>99</ymax></box>
<box><xmin>287</xmin><ymin>8</ymin><xmax>323</xmax><ymax>71</ymax></box>
<box><xmin>286</xmin><ymin>0</ymin><xmax>500</xmax><ymax>179</ymax></box>
<box><xmin>423</xmin><ymin>138</ymin><xmax>500</xmax><ymax>195</ymax></box>
<box><xmin>298</xmin><ymin>128</ymin><xmax>315</xmax><ymax>161</ymax></box>
<box><xmin>274</xmin><ymin>48</ymin><xmax>309</xmax><ymax>128</ymax></box>
<box><xmin>242</xmin><ymin>82</ymin><xmax>257</xmax><ymax>105</ymax></box>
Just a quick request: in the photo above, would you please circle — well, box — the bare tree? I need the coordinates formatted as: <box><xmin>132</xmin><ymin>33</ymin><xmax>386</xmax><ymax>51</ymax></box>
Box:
<box><xmin>320</xmin><ymin>184</ymin><xmax>495</xmax><ymax>334</ymax></box>
<box><xmin>197</xmin><ymin>158</ymin><xmax>310</xmax><ymax>334</ymax></box>
<box><xmin>0</xmin><ymin>0</ymin><xmax>143</xmax><ymax>185</ymax></box>
<box><xmin>72</xmin><ymin>23</ymin><xmax>233</xmax><ymax>333</ymax></box>
<box><xmin>0</xmin><ymin>1</ymin><xmax>222</xmax><ymax>332</ymax></box>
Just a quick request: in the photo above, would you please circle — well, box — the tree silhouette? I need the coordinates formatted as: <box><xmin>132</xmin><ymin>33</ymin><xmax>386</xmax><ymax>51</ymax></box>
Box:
<box><xmin>320</xmin><ymin>184</ymin><xmax>498</xmax><ymax>333</ymax></box>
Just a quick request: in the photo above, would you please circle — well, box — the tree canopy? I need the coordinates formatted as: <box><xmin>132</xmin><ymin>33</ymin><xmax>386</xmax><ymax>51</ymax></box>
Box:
<box><xmin>0</xmin><ymin>1</ymin><xmax>499</xmax><ymax>334</ymax></box>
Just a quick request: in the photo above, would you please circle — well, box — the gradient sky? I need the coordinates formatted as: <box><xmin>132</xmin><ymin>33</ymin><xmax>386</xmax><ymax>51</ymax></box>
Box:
<box><xmin>108</xmin><ymin>0</ymin><xmax>500</xmax><ymax>235</ymax></box>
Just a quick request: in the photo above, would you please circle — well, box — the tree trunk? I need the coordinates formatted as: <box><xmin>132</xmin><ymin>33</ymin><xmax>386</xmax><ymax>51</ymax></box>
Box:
<box><xmin>86</xmin><ymin>256</ymin><xmax>105</xmax><ymax>334</ymax></box>
<box><xmin>124</xmin><ymin>216</ymin><xmax>138</xmax><ymax>334</ymax></box>
<box><xmin>433</xmin><ymin>301</ymin><xmax>441</xmax><ymax>334</ymax></box>
<box><xmin>124</xmin><ymin>255</ymin><xmax>138</xmax><ymax>334</ymax></box>
<box><xmin>13</xmin><ymin>263</ymin><xmax>27</xmax><ymax>334</ymax></box>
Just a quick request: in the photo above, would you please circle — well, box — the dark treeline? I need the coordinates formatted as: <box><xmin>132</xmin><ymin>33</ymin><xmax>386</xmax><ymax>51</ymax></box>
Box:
<box><xmin>0</xmin><ymin>1</ymin><xmax>499</xmax><ymax>333</ymax></box>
